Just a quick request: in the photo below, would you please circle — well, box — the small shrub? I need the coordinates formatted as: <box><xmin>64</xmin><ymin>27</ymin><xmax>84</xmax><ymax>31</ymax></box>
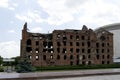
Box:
<box><xmin>0</xmin><ymin>67</ymin><xmax>4</xmax><ymax>72</ymax></box>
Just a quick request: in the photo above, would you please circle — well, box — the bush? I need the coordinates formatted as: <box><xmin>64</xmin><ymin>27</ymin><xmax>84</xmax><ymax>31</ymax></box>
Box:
<box><xmin>0</xmin><ymin>67</ymin><xmax>4</xmax><ymax>72</ymax></box>
<box><xmin>16</xmin><ymin>55</ymin><xmax>36</xmax><ymax>73</ymax></box>
<box><xmin>35</xmin><ymin>64</ymin><xmax>120</xmax><ymax>71</ymax></box>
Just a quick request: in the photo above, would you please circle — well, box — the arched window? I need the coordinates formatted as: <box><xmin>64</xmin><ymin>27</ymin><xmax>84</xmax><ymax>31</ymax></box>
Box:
<box><xmin>26</xmin><ymin>39</ymin><xmax>32</xmax><ymax>45</ymax></box>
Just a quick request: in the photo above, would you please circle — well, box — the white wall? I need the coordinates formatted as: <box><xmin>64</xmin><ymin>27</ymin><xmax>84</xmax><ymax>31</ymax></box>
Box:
<box><xmin>110</xmin><ymin>30</ymin><xmax>120</xmax><ymax>58</ymax></box>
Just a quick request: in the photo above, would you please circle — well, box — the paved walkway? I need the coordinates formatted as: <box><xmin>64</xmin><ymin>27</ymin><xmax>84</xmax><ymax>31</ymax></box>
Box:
<box><xmin>0</xmin><ymin>68</ymin><xmax>120</xmax><ymax>80</ymax></box>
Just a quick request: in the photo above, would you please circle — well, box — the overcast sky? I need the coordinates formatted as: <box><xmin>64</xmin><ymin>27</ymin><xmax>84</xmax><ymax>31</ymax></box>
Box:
<box><xmin>0</xmin><ymin>0</ymin><xmax>120</xmax><ymax>58</ymax></box>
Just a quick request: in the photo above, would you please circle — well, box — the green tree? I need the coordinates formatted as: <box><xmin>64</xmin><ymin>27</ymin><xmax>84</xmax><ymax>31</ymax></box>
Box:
<box><xmin>12</xmin><ymin>56</ymin><xmax>20</xmax><ymax>66</ymax></box>
<box><xmin>16</xmin><ymin>54</ymin><xmax>35</xmax><ymax>73</ymax></box>
<box><xmin>0</xmin><ymin>56</ymin><xmax>3</xmax><ymax>65</ymax></box>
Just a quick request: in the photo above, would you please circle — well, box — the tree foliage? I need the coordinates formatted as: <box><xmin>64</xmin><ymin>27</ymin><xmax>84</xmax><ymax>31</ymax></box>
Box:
<box><xmin>16</xmin><ymin>54</ymin><xmax>35</xmax><ymax>73</ymax></box>
<box><xmin>0</xmin><ymin>56</ymin><xmax>3</xmax><ymax>65</ymax></box>
<box><xmin>12</xmin><ymin>56</ymin><xmax>20</xmax><ymax>66</ymax></box>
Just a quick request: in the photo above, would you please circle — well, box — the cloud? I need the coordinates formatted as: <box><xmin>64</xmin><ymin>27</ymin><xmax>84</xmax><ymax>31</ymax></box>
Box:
<box><xmin>16</xmin><ymin>14</ymin><xmax>32</xmax><ymax>23</ymax></box>
<box><xmin>65</xmin><ymin>0</ymin><xmax>88</xmax><ymax>8</ymax></box>
<box><xmin>37</xmin><ymin>0</ymin><xmax>75</xmax><ymax>25</ymax></box>
<box><xmin>14</xmin><ymin>0</ymin><xmax>120</xmax><ymax>28</ymax></box>
<box><xmin>0</xmin><ymin>0</ymin><xmax>9</xmax><ymax>8</ymax></box>
<box><xmin>8</xmin><ymin>30</ymin><xmax>15</xmax><ymax>33</ymax></box>
<box><xmin>0</xmin><ymin>41</ymin><xmax>20</xmax><ymax>58</ymax></box>
<box><xmin>30</xmin><ymin>27</ymin><xmax>42</xmax><ymax>33</ymax></box>
<box><xmin>15</xmin><ymin>11</ymin><xmax>44</xmax><ymax>23</ymax></box>
<box><xmin>78</xmin><ymin>0</ymin><xmax>120</xmax><ymax>27</ymax></box>
<box><xmin>37</xmin><ymin>0</ymin><xmax>120</xmax><ymax>27</ymax></box>
<box><xmin>0</xmin><ymin>0</ymin><xmax>17</xmax><ymax>10</ymax></box>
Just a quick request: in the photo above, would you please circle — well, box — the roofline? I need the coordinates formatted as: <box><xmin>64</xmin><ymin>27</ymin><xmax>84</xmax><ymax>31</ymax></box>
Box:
<box><xmin>95</xmin><ymin>23</ymin><xmax>120</xmax><ymax>31</ymax></box>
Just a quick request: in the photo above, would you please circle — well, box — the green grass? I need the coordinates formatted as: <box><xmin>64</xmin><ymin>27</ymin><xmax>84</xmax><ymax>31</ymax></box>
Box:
<box><xmin>35</xmin><ymin>64</ymin><xmax>120</xmax><ymax>71</ymax></box>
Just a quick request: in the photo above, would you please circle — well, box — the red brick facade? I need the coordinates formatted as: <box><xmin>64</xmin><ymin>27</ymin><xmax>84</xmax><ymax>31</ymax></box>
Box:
<box><xmin>20</xmin><ymin>23</ymin><xmax>113</xmax><ymax>67</ymax></box>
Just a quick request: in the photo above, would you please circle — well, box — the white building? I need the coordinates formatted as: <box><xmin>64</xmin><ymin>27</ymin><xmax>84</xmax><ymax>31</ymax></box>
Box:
<box><xmin>96</xmin><ymin>23</ymin><xmax>120</xmax><ymax>62</ymax></box>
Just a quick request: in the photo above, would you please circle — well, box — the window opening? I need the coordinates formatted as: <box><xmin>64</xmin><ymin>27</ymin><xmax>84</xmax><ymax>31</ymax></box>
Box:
<box><xmin>64</xmin><ymin>55</ymin><xmax>67</xmax><ymax>60</ymax></box>
<box><xmin>36</xmin><ymin>55</ymin><xmax>39</xmax><ymax>60</ymax></box>
<box><xmin>82</xmin><ymin>55</ymin><xmax>85</xmax><ymax>60</ymax></box>
<box><xmin>82</xmin><ymin>36</ymin><xmax>85</xmax><ymax>40</ymax></box>
<box><xmin>70</xmin><ymin>55</ymin><xmax>73</xmax><ymax>60</ymax></box>
<box><xmin>57</xmin><ymin>48</ymin><xmax>60</xmax><ymax>53</ymax></box>
<box><xmin>26</xmin><ymin>47</ymin><xmax>32</xmax><ymax>53</ymax></box>
<box><xmin>57</xmin><ymin>42</ymin><xmax>61</xmax><ymax>46</ymax></box>
<box><xmin>35</xmin><ymin>48</ymin><xmax>39</xmax><ymax>53</ymax></box>
<box><xmin>43</xmin><ymin>55</ymin><xmax>46</xmax><ymax>60</ymax></box>
<box><xmin>70</xmin><ymin>48</ymin><xmax>73</xmax><ymax>53</ymax></box>
<box><xmin>96</xmin><ymin>55</ymin><xmax>99</xmax><ymax>59</ymax></box>
<box><xmin>88</xmin><ymin>49</ymin><xmax>91</xmax><ymax>53</ymax></box>
<box><xmin>70</xmin><ymin>42</ymin><xmax>73</xmax><ymax>46</ymax></box>
<box><xmin>70</xmin><ymin>35</ymin><xmax>73</xmax><ymax>39</ymax></box>
<box><xmin>50</xmin><ymin>55</ymin><xmax>53</xmax><ymax>59</ymax></box>
<box><xmin>62</xmin><ymin>48</ymin><xmax>67</xmax><ymax>53</ymax></box>
<box><xmin>82</xmin><ymin>49</ymin><xmax>85</xmax><ymax>53</ymax></box>
<box><xmin>27</xmin><ymin>39</ymin><xmax>32</xmax><ymax>45</ymax></box>
<box><xmin>57</xmin><ymin>55</ymin><xmax>60</xmax><ymax>60</ymax></box>
<box><xmin>87</xmin><ymin>41</ymin><xmax>90</xmax><ymax>47</ymax></box>
<box><xmin>36</xmin><ymin>41</ymin><xmax>39</xmax><ymax>46</ymax></box>
<box><xmin>76</xmin><ymin>42</ymin><xmax>79</xmax><ymax>46</ymax></box>
<box><xmin>76</xmin><ymin>49</ymin><xmax>80</xmax><ymax>53</ymax></box>
<box><xmin>76</xmin><ymin>36</ymin><xmax>79</xmax><ymax>40</ymax></box>
<box><xmin>96</xmin><ymin>43</ymin><xmax>99</xmax><ymax>47</ymax></box>
<box><xmin>82</xmin><ymin>42</ymin><xmax>84</xmax><ymax>46</ymax></box>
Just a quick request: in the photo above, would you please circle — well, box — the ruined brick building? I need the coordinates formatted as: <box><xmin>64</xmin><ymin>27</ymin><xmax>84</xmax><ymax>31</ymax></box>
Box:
<box><xmin>21</xmin><ymin>23</ymin><xmax>113</xmax><ymax>67</ymax></box>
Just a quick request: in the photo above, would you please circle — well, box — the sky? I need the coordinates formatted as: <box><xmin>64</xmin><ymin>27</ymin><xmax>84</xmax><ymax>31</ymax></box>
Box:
<box><xmin>0</xmin><ymin>0</ymin><xmax>120</xmax><ymax>58</ymax></box>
